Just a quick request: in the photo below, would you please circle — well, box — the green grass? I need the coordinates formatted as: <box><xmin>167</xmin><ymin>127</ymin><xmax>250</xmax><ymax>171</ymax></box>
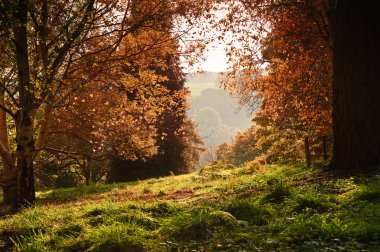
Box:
<box><xmin>0</xmin><ymin>164</ymin><xmax>379</xmax><ymax>251</ymax></box>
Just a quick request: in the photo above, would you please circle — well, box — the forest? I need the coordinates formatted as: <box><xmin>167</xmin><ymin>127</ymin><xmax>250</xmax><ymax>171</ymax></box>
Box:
<box><xmin>0</xmin><ymin>0</ymin><xmax>379</xmax><ymax>251</ymax></box>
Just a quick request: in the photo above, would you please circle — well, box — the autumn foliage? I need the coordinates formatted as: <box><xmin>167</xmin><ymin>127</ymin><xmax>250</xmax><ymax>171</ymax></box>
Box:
<box><xmin>219</xmin><ymin>0</ymin><xmax>332</xmax><ymax>165</ymax></box>
<box><xmin>1</xmin><ymin>0</ymin><xmax>379</xmax><ymax>209</ymax></box>
<box><xmin>0</xmin><ymin>0</ymin><xmax>211</xmax><ymax>206</ymax></box>
<box><xmin>216</xmin><ymin>126</ymin><xmax>260</xmax><ymax>166</ymax></box>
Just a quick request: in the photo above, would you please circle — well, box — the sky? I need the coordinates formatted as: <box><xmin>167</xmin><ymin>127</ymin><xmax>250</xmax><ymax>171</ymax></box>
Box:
<box><xmin>180</xmin><ymin>35</ymin><xmax>230</xmax><ymax>73</ymax></box>
<box><xmin>199</xmin><ymin>42</ymin><xmax>229</xmax><ymax>72</ymax></box>
<box><xmin>178</xmin><ymin>4</ymin><xmax>232</xmax><ymax>73</ymax></box>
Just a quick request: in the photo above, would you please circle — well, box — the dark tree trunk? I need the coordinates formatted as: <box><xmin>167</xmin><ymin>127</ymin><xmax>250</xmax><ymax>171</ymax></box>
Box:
<box><xmin>83</xmin><ymin>159</ymin><xmax>92</xmax><ymax>186</ymax></box>
<box><xmin>330</xmin><ymin>1</ymin><xmax>380</xmax><ymax>171</ymax></box>
<box><xmin>304</xmin><ymin>137</ymin><xmax>311</xmax><ymax>168</ymax></box>
<box><xmin>16</xmin><ymin>111</ymin><xmax>36</xmax><ymax>205</ymax></box>
<box><xmin>84</xmin><ymin>166</ymin><xmax>91</xmax><ymax>186</ymax></box>
<box><xmin>85</xmin><ymin>177</ymin><xmax>90</xmax><ymax>186</ymax></box>
<box><xmin>13</xmin><ymin>0</ymin><xmax>36</xmax><ymax>206</ymax></box>
<box><xmin>322</xmin><ymin>136</ymin><xmax>328</xmax><ymax>161</ymax></box>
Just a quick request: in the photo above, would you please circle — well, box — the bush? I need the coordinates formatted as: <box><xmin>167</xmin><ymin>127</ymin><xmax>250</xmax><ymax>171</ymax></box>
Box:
<box><xmin>198</xmin><ymin>162</ymin><xmax>236</xmax><ymax>180</ymax></box>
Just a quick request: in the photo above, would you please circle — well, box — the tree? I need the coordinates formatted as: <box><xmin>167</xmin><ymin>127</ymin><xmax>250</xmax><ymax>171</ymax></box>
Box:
<box><xmin>219</xmin><ymin>0</ymin><xmax>380</xmax><ymax>170</ymax></box>
<box><xmin>330</xmin><ymin>1</ymin><xmax>380</xmax><ymax>171</ymax></box>
<box><xmin>219</xmin><ymin>0</ymin><xmax>332</xmax><ymax>166</ymax></box>
<box><xmin>216</xmin><ymin>125</ymin><xmax>261</xmax><ymax>166</ymax></box>
<box><xmin>0</xmin><ymin>0</ymin><xmax>213</xmax><ymax>207</ymax></box>
<box><xmin>216</xmin><ymin>142</ymin><xmax>232</xmax><ymax>163</ymax></box>
<box><xmin>107</xmin><ymin>46</ymin><xmax>204</xmax><ymax>182</ymax></box>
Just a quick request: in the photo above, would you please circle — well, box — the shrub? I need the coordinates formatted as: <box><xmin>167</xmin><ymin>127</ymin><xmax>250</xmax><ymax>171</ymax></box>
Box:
<box><xmin>198</xmin><ymin>162</ymin><xmax>236</xmax><ymax>176</ymax></box>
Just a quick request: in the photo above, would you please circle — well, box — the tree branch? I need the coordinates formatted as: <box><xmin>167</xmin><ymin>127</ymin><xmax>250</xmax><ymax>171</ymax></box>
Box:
<box><xmin>0</xmin><ymin>81</ymin><xmax>19</xmax><ymax>107</ymax></box>
<box><xmin>40</xmin><ymin>147</ymin><xmax>110</xmax><ymax>161</ymax></box>
<box><xmin>0</xmin><ymin>103</ymin><xmax>15</xmax><ymax>118</ymax></box>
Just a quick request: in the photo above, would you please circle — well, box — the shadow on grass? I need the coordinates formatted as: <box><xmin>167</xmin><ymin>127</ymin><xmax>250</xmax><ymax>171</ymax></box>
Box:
<box><xmin>36</xmin><ymin>181</ymin><xmax>139</xmax><ymax>203</ymax></box>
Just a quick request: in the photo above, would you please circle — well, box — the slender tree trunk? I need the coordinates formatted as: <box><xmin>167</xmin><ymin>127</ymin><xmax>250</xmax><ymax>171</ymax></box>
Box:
<box><xmin>0</xmin><ymin>91</ymin><xmax>9</xmax><ymax>151</ymax></box>
<box><xmin>85</xmin><ymin>176</ymin><xmax>90</xmax><ymax>186</ymax></box>
<box><xmin>304</xmin><ymin>137</ymin><xmax>311</xmax><ymax>168</ymax></box>
<box><xmin>88</xmin><ymin>160</ymin><xmax>93</xmax><ymax>185</ymax></box>
<box><xmin>82</xmin><ymin>160</ymin><xmax>91</xmax><ymax>186</ymax></box>
<box><xmin>330</xmin><ymin>1</ymin><xmax>380</xmax><ymax>171</ymax></box>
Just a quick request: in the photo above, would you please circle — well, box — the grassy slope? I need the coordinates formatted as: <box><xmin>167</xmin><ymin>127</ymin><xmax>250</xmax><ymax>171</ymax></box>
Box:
<box><xmin>0</xmin><ymin>164</ymin><xmax>379</xmax><ymax>251</ymax></box>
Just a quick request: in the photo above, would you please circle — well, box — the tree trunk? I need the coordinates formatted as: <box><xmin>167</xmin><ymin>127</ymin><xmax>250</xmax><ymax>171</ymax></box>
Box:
<box><xmin>1</xmin><ymin>163</ymin><xmax>18</xmax><ymax>205</ymax></box>
<box><xmin>330</xmin><ymin>1</ymin><xmax>380</xmax><ymax>171</ymax></box>
<box><xmin>0</xmin><ymin>89</ymin><xmax>19</xmax><ymax>205</ymax></box>
<box><xmin>0</xmin><ymin>91</ymin><xmax>9</xmax><ymax>151</ymax></box>
<box><xmin>85</xmin><ymin>176</ymin><xmax>90</xmax><ymax>186</ymax></box>
<box><xmin>13</xmin><ymin>0</ymin><xmax>36</xmax><ymax>206</ymax></box>
<box><xmin>304</xmin><ymin>137</ymin><xmax>311</xmax><ymax>168</ymax></box>
<box><xmin>84</xmin><ymin>159</ymin><xmax>93</xmax><ymax>186</ymax></box>
<box><xmin>16</xmin><ymin>110</ymin><xmax>36</xmax><ymax>205</ymax></box>
<box><xmin>322</xmin><ymin>136</ymin><xmax>328</xmax><ymax>161</ymax></box>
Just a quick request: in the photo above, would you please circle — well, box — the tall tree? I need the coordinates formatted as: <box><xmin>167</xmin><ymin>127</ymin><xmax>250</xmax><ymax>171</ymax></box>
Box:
<box><xmin>107</xmin><ymin>48</ymin><xmax>203</xmax><ymax>182</ymax></box>
<box><xmin>220</xmin><ymin>0</ymin><xmax>332</xmax><ymax>165</ymax></box>
<box><xmin>0</xmin><ymin>0</ymin><xmax>212</xmax><ymax>207</ymax></box>
<box><xmin>221</xmin><ymin>0</ymin><xmax>380</xmax><ymax>170</ymax></box>
<box><xmin>330</xmin><ymin>1</ymin><xmax>380</xmax><ymax>171</ymax></box>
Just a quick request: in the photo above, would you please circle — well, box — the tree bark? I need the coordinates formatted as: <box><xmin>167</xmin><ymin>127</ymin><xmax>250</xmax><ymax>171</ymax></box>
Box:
<box><xmin>322</xmin><ymin>135</ymin><xmax>328</xmax><ymax>161</ymax></box>
<box><xmin>0</xmin><ymin>91</ymin><xmax>9</xmax><ymax>151</ymax></box>
<box><xmin>0</xmin><ymin>88</ymin><xmax>19</xmax><ymax>205</ymax></box>
<box><xmin>35</xmin><ymin>104</ymin><xmax>53</xmax><ymax>151</ymax></box>
<box><xmin>16</xmin><ymin>110</ymin><xmax>36</xmax><ymax>205</ymax></box>
<box><xmin>330</xmin><ymin>1</ymin><xmax>380</xmax><ymax>171</ymax></box>
<box><xmin>13</xmin><ymin>0</ymin><xmax>36</xmax><ymax>206</ymax></box>
<box><xmin>83</xmin><ymin>159</ymin><xmax>93</xmax><ymax>186</ymax></box>
<box><xmin>304</xmin><ymin>137</ymin><xmax>311</xmax><ymax>168</ymax></box>
<box><xmin>1</xmin><ymin>162</ymin><xmax>18</xmax><ymax>205</ymax></box>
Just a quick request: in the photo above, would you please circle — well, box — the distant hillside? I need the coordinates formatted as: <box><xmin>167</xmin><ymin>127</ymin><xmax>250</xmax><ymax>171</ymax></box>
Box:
<box><xmin>185</xmin><ymin>72</ymin><xmax>252</xmax><ymax>147</ymax></box>
<box><xmin>185</xmin><ymin>72</ymin><xmax>221</xmax><ymax>96</ymax></box>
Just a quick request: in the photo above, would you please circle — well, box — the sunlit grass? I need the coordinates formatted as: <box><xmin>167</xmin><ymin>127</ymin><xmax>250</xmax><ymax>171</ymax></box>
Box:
<box><xmin>1</xmin><ymin>164</ymin><xmax>379</xmax><ymax>251</ymax></box>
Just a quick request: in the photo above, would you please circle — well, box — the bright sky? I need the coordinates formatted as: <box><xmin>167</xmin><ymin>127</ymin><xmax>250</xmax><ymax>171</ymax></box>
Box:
<box><xmin>179</xmin><ymin>5</ymin><xmax>231</xmax><ymax>73</ymax></box>
<box><xmin>200</xmin><ymin>42</ymin><xmax>229</xmax><ymax>72</ymax></box>
<box><xmin>180</xmin><ymin>35</ymin><xmax>230</xmax><ymax>73</ymax></box>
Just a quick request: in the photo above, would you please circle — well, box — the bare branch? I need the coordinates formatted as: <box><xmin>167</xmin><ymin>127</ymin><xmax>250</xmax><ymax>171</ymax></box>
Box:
<box><xmin>0</xmin><ymin>103</ymin><xmax>15</xmax><ymax>118</ymax></box>
<box><xmin>0</xmin><ymin>81</ymin><xmax>19</xmax><ymax>107</ymax></box>
<box><xmin>40</xmin><ymin>147</ymin><xmax>110</xmax><ymax>161</ymax></box>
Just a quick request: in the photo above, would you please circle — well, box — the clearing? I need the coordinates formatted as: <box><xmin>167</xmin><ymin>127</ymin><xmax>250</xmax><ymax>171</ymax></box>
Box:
<box><xmin>0</xmin><ymin>164</ymin><xmax>379</xmax><ymax>251</ymax></box>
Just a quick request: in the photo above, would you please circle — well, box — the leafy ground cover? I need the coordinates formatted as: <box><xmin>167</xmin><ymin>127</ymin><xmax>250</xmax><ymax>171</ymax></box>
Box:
<box><xmin>0</xmin><ymin>163</ymin><xmax>379</xmax><ymax>251</ymax></box>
